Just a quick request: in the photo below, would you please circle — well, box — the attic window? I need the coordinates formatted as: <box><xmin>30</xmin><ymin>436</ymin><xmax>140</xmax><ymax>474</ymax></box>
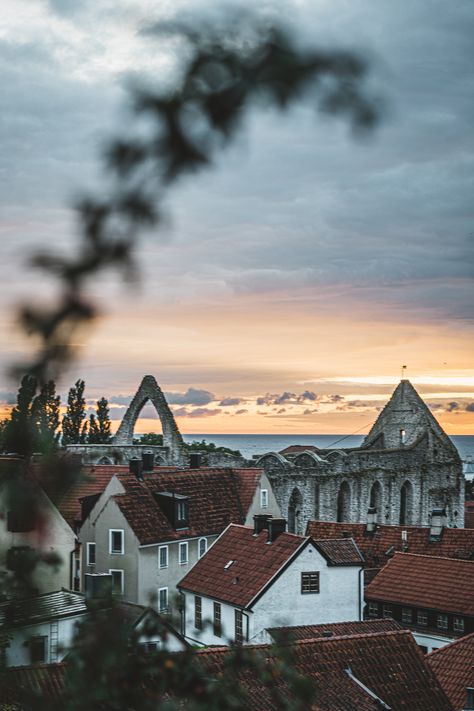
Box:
<box><xmin>224</xmin><ymin>560</ymin><xmax>235</xmax><ymax>570</ymax></box>
<box><xmin>400</xmin><ymin>429</ymin><xmax>406</xmax><ymax>445</ymax></box>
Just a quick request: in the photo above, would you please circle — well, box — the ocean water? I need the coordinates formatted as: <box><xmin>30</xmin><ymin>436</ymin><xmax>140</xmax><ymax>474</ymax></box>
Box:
<box><xmin>182</xmin><ymin>433</ymin><xmax>474</xmax><ymax>463</ymax></box>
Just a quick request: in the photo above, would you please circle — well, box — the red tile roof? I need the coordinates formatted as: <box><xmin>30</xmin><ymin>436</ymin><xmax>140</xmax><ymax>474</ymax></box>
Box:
<box><xmin>427</xmin><ymin>632</ymin><xmax>474</xmax><ymax>711</ymax></box>
<box><xmin>112</xmin><ymin>468</ymin><xmax>263</xmax><ymax>546</ymax></box>
<box><xmin>365</xmin><ymin>552</ymin><xmax>474</xmax><ymax>616</ymax></box>
<box><xmin>306</xmin><ymin>520</ymin><xmax>474</xmax><ymax>570</ymax></box>
<box><xmin>178</xmin><ymin>525</ymin><xmax>362</xmax><ymax>608</ymax></box>
<box><xmin>4</xmin><ymin>662</ymin><xmax>67</xmax><ymax>704</ymax></box>
<box><xmin>267</xmin><ymin>618</ymin><xmax>401</xmax><ymax>641</ymax></box>
<box><xmin>193</xmin><ymin>630</ymin><xmax>453</xmax><ymax>711</ymax></box>
<box><xmin>465</xmin><ymin>502</ymin><xmax>474</xmax><ymax>529</ymax></box>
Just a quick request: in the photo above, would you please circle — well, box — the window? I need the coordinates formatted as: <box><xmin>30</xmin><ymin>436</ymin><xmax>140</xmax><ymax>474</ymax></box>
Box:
<box><xmin>400</xmin><ymin>429</ymin><xmax>406</xmax><ymax>444</ymax></box>
<box><xmin>30</xmin><ymin>636</ymin><xmax>47</xmax><ymax>664</ymax></box>
<box><xmin>198</xmin><ymin>537</ymin><xmax>207</xmax><ymax>559</ymax></box>
<box><xmin>417</xmin><ymin>610</ymin><xmax>428</xmax><ymax>626</ymax></box>
<box><xmin>109</xmin><ymin>529</ymin><xmax>124</xmax><ymax>554</ymax></box>
<box><xmin>158</xmin><ymin>546</ymin><xmax>168</xmax><ymax>569</ymax></box>
<box><xmin>194</xmin><ymin>596</ymin><xmax>202</xmax><ymax>630</ymax></box>
<box><xmin>175</xmin><ymin>500</ymin><xmax>188</xmax><ymax>528</ymax></box>
<box><xmin>86</xmin><ymin>542</ymin><xmax>96</xmax><ymax>566</ymax></box>
<box><xmin>454</xmin><ymin>617</ymin><xmax>464</xmax><ymax>633</ymax></box>
<box><xmin>109</xmin><ymin>569</ymin><xmax>124</xmax><ymax>595</ymax></box>
<box><xmin>402</xmin><ymin>607</ymin><xmax>412</xmax><ymax>624</ymax></box>
<box><xmin>437</xmin><ymin>614</ymin><xmax>448</xmax><ymax>630</ymax></box>
<box><xmin>158</xmin><ymin>587</ymin><xmax>168</xmax><ymax>613</ymax></box>
<box><xmin>382</xmin><ymin>604</ymin><xmax>393</xmax><ymax>619</ymax></box>
<box><xmin>368</xmin><ymin>601</ymin><xmax>379</xmax><ymax>618</ymax></box>
<box><xmin>139</xmin><ymin>642</ymin><xmax>158</xmax><ymax>654</ymax></box>
<box><xmin>235</xmin><ymin>609</ymin><xmax>244</xmax><ymax>645</ymax></box>
<box><xmin>179</xmin><ymin>542</ymin><xmax>188</xmax><ymax>565</ymax></box>
<box><xmin>260</xmin><ymin>489</ymin><xmax>268</xmax><ymax>508</ymax></box>
<box><xmin>301</xmin><ymin>572</ymin><xmax>320</xmax><ymax>594</ymax></box>
<box><xmin>214</xmin><ymin>602</ymin><xmax>222</xmax><ymax>638</ymax></box>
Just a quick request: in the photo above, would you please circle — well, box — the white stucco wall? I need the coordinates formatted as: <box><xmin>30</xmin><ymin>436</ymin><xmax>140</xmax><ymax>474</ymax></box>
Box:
<box><xmin>182</xmin><ymin>543</ymin><xmax>362</xmax><ymax>646</ymax></box>
<box><xmin>5</xmin><ymin>614</ymin><xmax>88</xmax><ymax>667</ymax></box>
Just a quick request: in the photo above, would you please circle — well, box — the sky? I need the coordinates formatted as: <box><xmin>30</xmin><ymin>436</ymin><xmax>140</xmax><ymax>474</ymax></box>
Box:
<box><xmin>0</xmin><ymin>0</ymin><xmax>473</xmax><ymax>435</ymax></box>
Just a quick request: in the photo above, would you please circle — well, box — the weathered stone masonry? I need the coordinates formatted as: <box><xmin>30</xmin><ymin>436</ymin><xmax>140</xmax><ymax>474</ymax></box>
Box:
<box><xmin>257</xmin><ymin>381</ymin><xmax>464</xmax><ymax>533</ymax></box>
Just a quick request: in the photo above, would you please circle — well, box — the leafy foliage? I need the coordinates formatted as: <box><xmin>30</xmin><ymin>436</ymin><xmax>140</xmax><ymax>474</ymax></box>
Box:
<box><xmin>133</xmin><ymin>432</ymin><xmax>164</xmax><ymax>446</ymax></box>
<box><xmin>185</xmin><ymin>439</ymin><xmax>242</xmax><ymax>458</ymax></box>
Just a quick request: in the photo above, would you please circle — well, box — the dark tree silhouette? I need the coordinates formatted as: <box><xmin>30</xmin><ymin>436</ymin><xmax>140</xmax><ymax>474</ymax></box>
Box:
<box><xmin>61</xmin><ymin>379</ymin><xmax>87</xmax><ymax>445</ymax></box>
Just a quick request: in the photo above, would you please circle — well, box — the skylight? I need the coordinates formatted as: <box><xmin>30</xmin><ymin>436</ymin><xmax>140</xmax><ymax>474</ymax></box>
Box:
<box><xmin>224</xmin><ymin>560</ymin><xmax>235</xmax><ymax>569</ymax></box>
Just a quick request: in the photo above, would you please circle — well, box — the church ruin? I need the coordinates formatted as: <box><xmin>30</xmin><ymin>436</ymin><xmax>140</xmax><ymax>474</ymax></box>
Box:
<box><xmin>256</xmin><ymin>380</ymin><xmax>465</xmax><ymax>532</ymax></box>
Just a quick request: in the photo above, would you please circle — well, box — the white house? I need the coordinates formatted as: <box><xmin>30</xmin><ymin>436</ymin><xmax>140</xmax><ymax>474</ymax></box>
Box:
<box><xmin>178</xmin><ymin>517</ymin><xmax>364</xmax><ymax>646</ymax></box>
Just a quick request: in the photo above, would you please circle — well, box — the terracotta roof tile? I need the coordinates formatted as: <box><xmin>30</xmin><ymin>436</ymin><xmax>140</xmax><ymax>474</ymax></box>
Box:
<box><xmin>314</xmin><ymin>538</ymin><xmax>364</xmax><ymax>565</ymax></box>
<box><xmin>365</xmin><ymin>552</ymin><xmax>474</xmax><ymax>615</ymax></box>
<box><xmin>0</xmin><ymin>590</ymin><xmax>88</xmax><ymax>628</ymax></box>
<box><xmin>465</xmin><ymin>502</ymin><xmax>474</xmax><ymax>529</ymax></box>
<box><xmin>194</xmin><ymin>630</ymin><xmax>453</xmax><ymax>711</ymax></box>
<box><xmin>267</xmin><ymin>618</ymin><xmax>401</xmax><ymax>641</ymax></box>
<box><xmin>113</xmin><ymin>468</ymin><xmax>263</xmax><ymax>546</ymax></box>
<box><xmin>4</xmin><ymin>662</ymin><xmax>67</xmax><ymax>705</ymax></box>
<box><xmin>179</xmin><ymin>524</ymin><xmax>305</xmax><ymax>607</ymax></box>
<box><xmin>306</xmin><ymin>520</ymin><xmax>474</xmax><ymax>570</ymax></box>
<box><xmin>427</xmin><ymin>631</ymin><xmax>474</xmax><ymax>710</ymax></box>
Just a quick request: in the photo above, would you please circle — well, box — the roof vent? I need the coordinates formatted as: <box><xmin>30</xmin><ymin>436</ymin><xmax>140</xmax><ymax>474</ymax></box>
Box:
<box><xmin>322</xmin><ymin>631</ymin><xmax>333</xmax><ymax>638</ymax></box>
<box><xmin>267</xmin><ymin>518</ymin><xmax>287</xmax><ymax>544</ymax></box>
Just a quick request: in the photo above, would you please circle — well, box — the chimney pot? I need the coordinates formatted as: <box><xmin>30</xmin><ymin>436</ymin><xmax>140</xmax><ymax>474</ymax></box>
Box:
<box><xmin>189</xmin><ymin>453</ymin><xmax>201</xmax><ymax>469</ymax></box>
<box><xmin>142</xmin><ymin>451</ymin><xmax>154</xmax><ymax>473</ymax></box>
<box><xmin>267</xmin><ymin>518</ymin><xmax>287</xmax><ymax>543</ymax></box>
<box><xmin>366</xmin><ymin>507</ymin><xmax>377</xmax><ymax>534</ymax></box>
<box><xmin>430</xmin><ymin>508</ymin><xmax>447</xmax><ymax>541</ymax></box>
<box><xmin>129</xmin><ymin>457</ymin><xmax>143</xmax><ymax>479</ymax></box>
<box><xmin>253</xmin><ymin>514</ymin><xmax>272</xmax><ymax>535</ymax></box>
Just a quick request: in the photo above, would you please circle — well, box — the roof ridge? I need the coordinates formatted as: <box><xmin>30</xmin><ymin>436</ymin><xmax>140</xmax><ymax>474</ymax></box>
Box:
<box><xmin>426</xmin><ymin>630</ymin><xmax>474</xmax><ymax>657</ymax></box>
<box><xmin>392</xmin><ymin>551</ymin><xmax>474</xmax><ymax>563</ymax></box>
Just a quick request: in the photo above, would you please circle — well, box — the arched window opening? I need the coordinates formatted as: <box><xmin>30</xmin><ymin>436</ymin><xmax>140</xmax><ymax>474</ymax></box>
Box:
<box><xmin>399</xmin><ymin>480</ymin><xmax>414</xmax><ymax>525</ymax></box>
<box><xmin>288</xmin><ymin>487</ymin><xmax>303</xmax><ymax>535</ymax></box>
<box><xmin>337</xmin><ymin>481</ymin><xmax>352</xmax><ymax>523</ymax></box>
<box><xmin>369</xmin><ymin>481</ymin><xmax>383</xmax><ymax>522</ymax></box>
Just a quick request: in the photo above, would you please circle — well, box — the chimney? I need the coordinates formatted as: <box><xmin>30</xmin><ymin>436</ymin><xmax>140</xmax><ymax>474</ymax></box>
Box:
<box><xmin>366</xmin><ymin>507</ymin><xmax>377</xmax><ymax>534</ymax></box>
<box><xmin>253</xmin><ymin>514</ymin><xmax>272</xmax><ymax>535</ymax></box>
<box><xmin>464</xmin><ymin>688</ymin><xmax>474</xmax><ymax>711</ymax></box>
<box><xmin>142</xmin><ymin>451</ymin><xmax>154</xmax><ymax>473</ymax></box>
<box><xmin>430</xmin><ymin>508</ymin><xmax>447</xmax><ymax>541</ymax></box>
<box><xmin>189</xmin><ymin>453</ymin><xmax>201</xmax><ymax>469</ymax></box>
<box><xmin>129</xmin><ymin>457</ymin><xmax>143</xmax><ymax>479</ymax></box>
<box><xmin>267</xmin><ymin>518</ymin><xmax>287</xmax><ymax>543</ymax></box>
<box><xmin>84</xmin><ymin>573</ymin><xmax>112</xmax><ymax>608</ymax></box>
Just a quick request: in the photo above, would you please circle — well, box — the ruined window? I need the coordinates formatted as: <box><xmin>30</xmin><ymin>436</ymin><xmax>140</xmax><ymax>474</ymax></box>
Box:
<box><xmin>194</xmin><ymin>596</ymin><xmax>202</xmax><ymax>630</ymax></box>
<box><xmin>400</xmin><ymin>429</ymin><xmax>406</xmax><ymax>445</ymax></box>
<box><xmin>213</xmin><ymin>602</ymin><xmax>222</xmax><ymax>637</ymax></box>
<box><xmin>301</xmin><ymin>572</ymin><xmax>320</xmax><ymax>594</ymax></box>
<box><xmin>109</xmin><ymin>529</ymin><xmax>124</xmax><ymax>554</ymax></box>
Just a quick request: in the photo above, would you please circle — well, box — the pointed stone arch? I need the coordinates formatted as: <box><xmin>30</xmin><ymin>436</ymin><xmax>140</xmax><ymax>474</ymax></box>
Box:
<box><xmin>369</xmin><ymin>480</ymin><xmax>383</xmax><ymax>522</ymax></box>
<box><xmin>113</xmin><ymin>376</ymin><xmax>184</xmax><ymax>456</ymax></box>
<box><xmin>337</xmin><ymin>480</ymin><xmax>352</xmax><ymax>522</ymax></box>
<box><xmin>400</xmin><ymin>480</ymin><xmax>414</xmax><ymax>525</ymax></box>
<box><xmin>288</xmin><ymin>487</ymin><xmax>304</xmax><ymax>535</ymax></box>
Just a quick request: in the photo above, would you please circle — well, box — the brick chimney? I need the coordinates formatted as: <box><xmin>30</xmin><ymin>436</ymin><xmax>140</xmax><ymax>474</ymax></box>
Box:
<box><xmin>253</xmin><ymin>514</ymin><xmax>272</xmax><ymax>535</ymax></box>
<box><xmin>267</xmin><ymin>518</ymin><xmax>287</xmax><ymax>543</ymax></box>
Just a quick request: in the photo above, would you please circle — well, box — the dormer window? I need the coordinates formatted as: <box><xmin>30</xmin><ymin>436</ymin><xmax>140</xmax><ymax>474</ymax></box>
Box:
<box><xmin>153</xmin><ymin>492</ymin><xmax>189</xmax><ymax>530</ymax></box>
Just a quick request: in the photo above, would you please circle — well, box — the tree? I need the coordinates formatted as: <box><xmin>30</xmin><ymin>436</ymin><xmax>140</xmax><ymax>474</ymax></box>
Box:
<box><xmin>133</xmin><ymin>432</ymin><xmax>164</xmax><ymax>446</ymax></box>
<box><xmin>4</xmin><ymin>374</ymin><xmax>37</xmax><ymax>456</ymax></box>
<box><xmin>62</xmin><ymin>379</ymin><xmax>87</xmax><ymax>445</ymax></box>
<box><xmin>185</xmin><ymin>439</ymin><xmax>242</xmax><ymax>458</ymax></box>
<box><xmin>88</xmin><ymin>397</ymin><xmax>112</xmax><ymax>444</ymax></box>
<box><xmin>0</xmin><ymin>418</ymin><xmax>7</xmax><ymax>452</ymax></box>
<box><xmin>31</xmin><ymin>379</ymin><xmax>61</xmax><ymax>449</ymax></box>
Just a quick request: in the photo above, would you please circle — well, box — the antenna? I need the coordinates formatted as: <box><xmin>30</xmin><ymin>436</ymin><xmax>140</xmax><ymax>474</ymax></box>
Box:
<box><xmin>401</xmin><ymin>364</ymin><xmax>407</xmax><ymax>379</ymax></box>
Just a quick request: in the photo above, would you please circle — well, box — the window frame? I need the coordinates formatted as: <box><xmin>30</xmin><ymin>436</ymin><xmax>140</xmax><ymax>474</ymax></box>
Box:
<box><xmin>437</xmin><ymin>613</ymin><xmax>448</xmax><ymax>630</ymax></box>
<box><xmin>260</xmin><ymin>489</ymin><xmax>269</xmax><ymax>509</ymax></box>
<box><xmin>213</xmin><ymin>602</ymin><xmax>222</xmax><ymax>638</ymax></box>
<box><xmin>179</xmin><ymin>541</ymin><xmax>188</xmax><ymax>565</ymax></box>
<box><xmin>109</xmin><ymin>529</ymin><xmax>124</xmax><ymax>555</ymax></box>
<box><xmin>30</xmin><ymin>635</ymin><xmax>47</xmax><ymax>664</ymax></box>
<box><xmin>198</xmin><ymin>537</ymin><xmax>207</xmax><ymax>559</ymax></box>
<box><xmin>417</xmin><ymin>610</ymin><xmax>428</xmax><ymax>626</ymax></box>
<box><xmin>382</xmin><ymin>604</ymin><xmax>393</xmax><ymax>619</ymax></box>
<box><xmin>402</xmin><ymin>607</ymin><xmax>412</xmax><ymax>624</ymax></box>
<box><xmin>367</xmin><ymin>601</ymin><xmax>379</xmax><ymax>618</ymax></box>
<box><xmin>86</xmin><ymin>542</ymin><xmax>96</xmax><ymax>566</ymax></box>
<box><xmin>158</xmin><ymin>587</ymin><xmax>168</xmax><ymax>613</ymax></box>
<box><xmin>109</xmin><ymin>568</ymin><xmax>124</xmax><ymax>595</ymax></box>
<box><xmin>158</xmin><ymin>545</ymin><xmax>169</xmax><ymax>569</ymax></box>
<box><xmin>235</xmin><ymin>609</ymin><xmax>244</xmax><ymax>645</ymax></box>
<box><xmin>194</xmin><ymin>595</ymin><xmax>202</xmax><ymax>630</ymax></box>
<box><xmin>454</xmin><ymin>616</ymin><xmax>464</xmax><ymax>633</ymax></box>
<box><xmin>301</xmin><ymin>571</ymin><xmax>320</xmax><ymax>594</ymax></box>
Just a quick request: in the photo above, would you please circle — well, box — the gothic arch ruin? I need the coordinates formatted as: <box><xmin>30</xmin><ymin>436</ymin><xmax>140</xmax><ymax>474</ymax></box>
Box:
<box><xmin>337</xmin><ymin>480</ymin><xmax>352</xmax><ymax>523</ymax></box>
<box><xmin>288</xmin><ymin>487</ymin><xmax>304</xmax><ymax>535</ymax></box>
<box><xmin>113</xmin><ymin>375</ymin><xmax>184</xmax><ymax>455</ymax></box>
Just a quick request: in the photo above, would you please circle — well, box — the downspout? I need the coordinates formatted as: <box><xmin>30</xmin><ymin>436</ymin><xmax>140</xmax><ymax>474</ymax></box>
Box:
<box><xmin>358</xmin><ymin>567</ymin><xmax>364</xmax><ymax>620</ymax></box>
<box><xmin>179</xmin><ymin>591</ymin><xmax>186</xmax><ymax>636</ymax></box>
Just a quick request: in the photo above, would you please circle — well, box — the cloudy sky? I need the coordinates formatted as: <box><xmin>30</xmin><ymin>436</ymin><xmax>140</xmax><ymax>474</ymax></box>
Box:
<box><xmin>1</xmin><ymin>0</ymin><xmax>473</xmax><ymax>434</ymax></box>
